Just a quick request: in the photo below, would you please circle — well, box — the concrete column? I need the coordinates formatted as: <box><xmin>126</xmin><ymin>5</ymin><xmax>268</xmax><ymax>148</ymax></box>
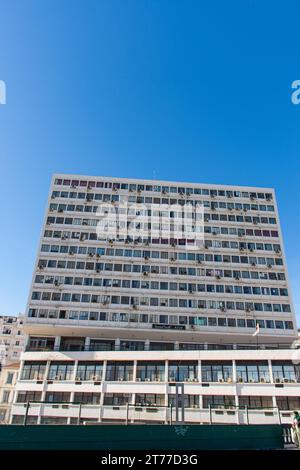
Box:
<box><xmin>145</xmin><ymin>339</ymin><xmax>150</xmax><ymax>351</ymax></box>
<box><xmin>174</xmin><ymin>341</ymin><xmax>179</xmax><ymax>351</ymax></box>
<box><xmin>133</xmin><ymin>360</ymin><xmax>137</xmax><ymax>382</ymax></box>
<box><xmin>24</xmin><ymin>334</ymin><xmax>30</xmax><ymax>351</ymax></box>
<box><xmin>115</xmin><ymin>338</ymin><xmax>120</xmax><ymax>351</ymax></box>
<box><xmin>198</xmin><ymin>359</ymin><xmax>202</xmax><ymax>382</ymax></box>
<box><xmin>54</xmin><ymin>336</ymin><xmax>61</xmax><ymax>351</ymax></box>
<box><xmin>102</xmin><ymin>360</ymin><xmax>107</xmax><ymax>383</ymax></box>
<box><xmin>199</xmin><ymin>394</ymin><xmax>203</xmax><ymax>409</ymax></box>
<box><xmin>232</xmin><ymin>359</ymin><xmax>237</xmax><ymax>382</ymax></box>
<box><xmin>165</xmin><ymin>359</ymin><xmax>169</xmax><ymax>383</ymax></box>
<box><xmin>268</xmin><ymin>359</ymin><xmax>274</xmax><ymax>383</ymax></box>
<box><xmin>39</xmin><ymin>360</ymin><xmax>51</xmax><ymax>424</ymax></box>
<box><xmin>73</xmin><ymin>360</ymin><xmax>79</xmax><ymax>381</ymax></box>
<box><xmin>84</xmin><ymin>337</ymin><xmax>90</xmax><ymax>351</ymax></box>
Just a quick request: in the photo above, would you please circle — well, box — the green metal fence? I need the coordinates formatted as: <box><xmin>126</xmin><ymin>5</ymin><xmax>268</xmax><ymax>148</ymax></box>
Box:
<box><xmin>0</xmin><ymin>424</ymin><xmax>284</xmax><ymax>450</ymax></box>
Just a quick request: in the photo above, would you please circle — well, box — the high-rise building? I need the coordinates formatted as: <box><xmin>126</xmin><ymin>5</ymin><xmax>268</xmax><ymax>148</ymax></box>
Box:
<box><xmin>11</xmin><ymin>174</ymin><xmax>300</xmax><ymax>425</ymax></box>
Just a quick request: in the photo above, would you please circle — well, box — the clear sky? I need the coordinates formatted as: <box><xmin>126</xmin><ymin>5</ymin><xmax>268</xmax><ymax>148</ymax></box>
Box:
<box><xmin>0</xmin><ymin>1</ymin><xmax>299</xmax><ymax>324</ymax></box>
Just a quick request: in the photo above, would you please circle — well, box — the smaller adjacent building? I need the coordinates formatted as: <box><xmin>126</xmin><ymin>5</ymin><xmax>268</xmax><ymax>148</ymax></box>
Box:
<box><xmin>0</xmin><ymin>362</ymin><xmax>20</xmax><ymax>424</ymax></box>
<box><xmin>0</xmin><ymin>315</ymin><xmax>25</xmax><ymax>367</ymax></box>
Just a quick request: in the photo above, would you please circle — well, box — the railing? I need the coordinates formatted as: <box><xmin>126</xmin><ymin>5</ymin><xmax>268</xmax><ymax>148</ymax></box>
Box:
<box><xmin>26</xmin><ymin>342</ymin><xmax>296</xmax><ymax>352</ymax></box>
<box><xmin>282</xmin><ymin>424</ymin><xmax>294</xmax><ymax>445</ymax></box>
<box><xmin>10</xmin><ymin>402</ymin><xmax>297</xmax><ymax>427</ymax></box>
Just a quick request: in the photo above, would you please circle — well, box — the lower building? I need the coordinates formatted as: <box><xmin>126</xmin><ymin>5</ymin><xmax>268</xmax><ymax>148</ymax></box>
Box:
<box><xmin>10</xmin><ymin>348</ymin><xmax>300</xmax><ymax>425</ymax></box>
<box><xmin>0</xmin><ymin>315</ymin><xmax>25</xmax><ymax>367</ymax></box>
<box><xmin>0</xmin><ymin>362</ymin><xmax>20</xmax><ymax>424</ymax></box>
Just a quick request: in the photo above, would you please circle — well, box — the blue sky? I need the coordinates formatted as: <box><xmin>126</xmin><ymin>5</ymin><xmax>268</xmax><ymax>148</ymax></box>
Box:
<box><xmin>0</xmin><ymin>1</ymin><xmax>299</xmax><ymax>323</ymax></box>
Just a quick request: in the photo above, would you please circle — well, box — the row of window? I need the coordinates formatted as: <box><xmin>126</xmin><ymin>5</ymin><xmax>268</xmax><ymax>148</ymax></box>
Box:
<box><xmin>46</xmin><ymin>215</ymin><xmax>278</xmax><ymax>231</ymax></box>
<box><xmin>34</xmin><ymin>268</ymin><xmax>287</xmax><ymax>285</ymax></box>
<box><xmin>53</xmin><ymin>179</ymin><xmax>273</xmax><ymax>201</ymax></box>
<box><xmin>49</xmin><ymin>201</ymin><xmax>276</xmax><ymax>218</ymax></box>
<box><xmin>30</xmin><ymin>289</ymin><xmax>292</xmax><ymax>310</ymax></box>
<box><xmin>27</xmin><ymin>308</ymin><xmax>294</xmax><ymax>329</ymax></box>
<box><xmin>20</xmin><ymin>360</ymin><xmax>300</xmax><ymax>383</ymax></box>
<box><xmin>34</xmin><ymin>274</ymin><xmax>289</xmax><ymax>296</ymax></box>
<box><xmin>49</xmin><ymin>195</ymin><xmax>275</xmax><ymax>211</ymax></box>
<box><xmin>44</xmin><ymin>232</ymin><xmax>281</xmax><ymax>250</ymax></box>
<box><xmin>41</xmin><ymin>239</ymin><xmax>282</xmax><ymax>254</ymax></box>
<box><xmin>13</xmin><ymin>392</ymin><xmax>300</xmax><ymax>410</ymax></box>
<box><xmin>38</xmin><ymin>256</ymin><xmax>284</xmax><ymax>274</ymax></box>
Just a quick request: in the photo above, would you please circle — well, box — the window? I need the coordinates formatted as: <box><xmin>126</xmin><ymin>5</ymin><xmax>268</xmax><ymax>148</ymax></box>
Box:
<box><xmin>6</xmin><ymin>373</ymin><xmax>14</xmax><ymax>385</ymax></box>
<box><xmin>2</xmin><ymin>391</ymin><xmax>10</xmax><ymax>404</ymax></box>
<box><xmin>168</xmin><ymin>362</ymin><xmax>198</xmax><ymax>382</ymax></box>
<box><xmin>236</xmin><ymin>362</ymin><xmax>270</xmax><ymax>383</ymax></box>
<box><xmin>103</xmin><ymin>393</ymin><xmax>131</xmax><ymax>406</ymax></box>
<box><xmin>238</xmin><ymin>396</ymin><xmax>273</xmax><ymax>409</ymax></box>
<box><xmin>21</xmin><ymin>362</ymin><xmax>47</xmax><ymax>380</ymax></box>
<box><xmin>16</xmin><ymin>391</ymin><xmax>42</xmax><ymax>403</ymax></box>
<box><xmin>45</xmin><ymin>392</ymin><xmax>71</xmax><ymax>403</ymax></box>
<box><xmin>106</xmin><ymin>362</ymin><xmax>134</xmax><ymax>381</ymax></box>
<box><xmin>76</xmin><ymin>362</ymin><xmax>103</xmax><ymax>381</ymax></box>
<box><xmin>135</xmin><ymin>394</ymin><xmax>165</xmax><ymax>406</ymax></box>
<box><xmin>48</xmin><ymin>362</ymin><xmax>74</xmax><ymax>380</ymax></box>
<box><xmin>201</xmin><ymin>362</ymin><xmax>233</xmax><ymax>382</ymax></box>
<box><xmin>203</xmin><ymin>395</ymin><xmax>235</xmax><ymax>409</ymax></box>
<box><xmin>74</xmin><ymin>393</ymin><xmax>101</xmax><ymax>404</ymax></box>
<box><xmin>136</xmin><ymin>362</ymin><xmax>165</xmax><ymax>382</ymax></box>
